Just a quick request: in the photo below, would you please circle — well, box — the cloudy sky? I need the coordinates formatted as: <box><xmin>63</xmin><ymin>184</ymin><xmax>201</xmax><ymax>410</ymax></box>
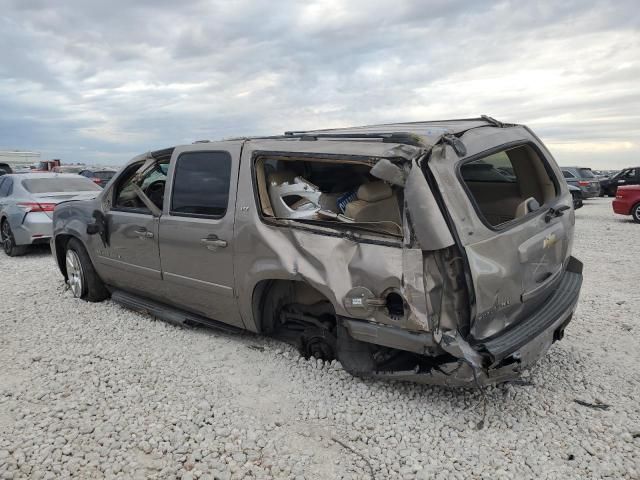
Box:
<box><xmin>0</xmin><ymin>0</ymin><xmax>638</xmax><ymax>168</ymax></box>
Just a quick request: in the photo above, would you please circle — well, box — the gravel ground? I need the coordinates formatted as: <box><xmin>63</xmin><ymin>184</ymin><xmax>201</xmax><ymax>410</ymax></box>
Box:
<box><xmin>0</xmin><ymin>197</ymin><xmax>639</xmax><ymax>480</ymax></box>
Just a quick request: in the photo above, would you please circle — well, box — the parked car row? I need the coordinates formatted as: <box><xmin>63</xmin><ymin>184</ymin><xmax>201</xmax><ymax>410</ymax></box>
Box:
<box><xmin>560</xmin><ymin>165</ymin><xmax>640</xmax><ymax>200</ymax></box>
<box><xmin>0</xmin><ymin>163</ymin><xmax>117</xmax><ymax>187</ymax></box>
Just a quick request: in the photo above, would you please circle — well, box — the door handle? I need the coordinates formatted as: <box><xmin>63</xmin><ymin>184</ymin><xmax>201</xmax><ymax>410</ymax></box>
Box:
<box><xmin>201</xmin><ymin>235</ymin><xmax>227</xmax><ymax>249</ymax></box>
<box><xmin>134</xmin><ymin>228</ymin><xmax>154</xmax><ymax>239</ymax></box>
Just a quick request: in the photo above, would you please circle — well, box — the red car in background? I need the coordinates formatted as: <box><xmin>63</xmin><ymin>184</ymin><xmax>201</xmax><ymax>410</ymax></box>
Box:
<box><xmin>612</xmin><ymin>185</ymin><xmax>640</xmax><ymax>223</ymax></box>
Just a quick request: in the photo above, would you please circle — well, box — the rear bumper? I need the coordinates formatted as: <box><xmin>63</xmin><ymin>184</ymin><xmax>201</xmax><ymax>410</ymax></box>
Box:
<box><xmin>13</xmin><ymin>213</ymin><xmax>52</xmax><ymax>245</ymax></box>
<box><xmin>356</xmin><ymin>258</ymin><xmax>583</xmax><ymax>387</ymax></box>
<box><xmin>471</xmin><ymin>267</ymin><xmax>582</xmax><ymax>363</ymax></box>
<box><xmin>612</xmin><ymin>199</ymin><xmax>632</xmax><ymax>215</ymax></box>
<box><xmin>582</xmin><ymin>183</ymin><xmax>601</xmax><ymax>198</ymax></box>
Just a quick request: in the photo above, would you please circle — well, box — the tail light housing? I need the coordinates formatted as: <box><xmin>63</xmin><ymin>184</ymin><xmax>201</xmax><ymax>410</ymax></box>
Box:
<box><xmin>17</xmin><ymin>202</ymin><xmax>56</xmax><ymax>212</ymax></box>
<box><xmin>578</xmin><ymin>181</ymin><xmax>590</xmax><ymax>186</ymax></box>
<box><xmin>91</xmin><ymin>177</ymin><xmax>102</xmax><ymax>184</ymax></box>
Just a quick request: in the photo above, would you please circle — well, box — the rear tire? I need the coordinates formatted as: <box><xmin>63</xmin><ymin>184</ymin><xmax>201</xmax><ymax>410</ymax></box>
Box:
<box><xmin>1</xmin><ymin>220</ymin><xmax>28</xmax><ymax>257</ymax></box>
<box><xmin>65</xmin><ymin>238</ymin><xmax>108</xmax><ymax>302</ymax></box>
<box><xmin>632</xmin><ymin>203</ymin><xmax>640</xmax><ymax>224</ymax></box>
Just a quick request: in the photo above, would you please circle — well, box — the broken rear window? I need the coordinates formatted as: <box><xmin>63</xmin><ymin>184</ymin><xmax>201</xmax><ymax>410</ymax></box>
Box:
<box><xmin>254</xmin><ymin>156</ymin><xmax>403</xmax><ymax>237</ymax></box>
<box><xmin>460</xmin><ymin>144</ymin><xmax>558</xmax><ymax>228</ymax></box>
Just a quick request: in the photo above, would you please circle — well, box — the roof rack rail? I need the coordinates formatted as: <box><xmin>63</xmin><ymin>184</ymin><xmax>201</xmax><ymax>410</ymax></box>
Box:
<box><xmin>280</xmin><ymin>132</ymin><xmax>426</xmax><ymax>147</ymax></box>
<box><xmin>480</xmin><ymin>115</ymin><xmax>506</xmax><ymax>128</ymax></box>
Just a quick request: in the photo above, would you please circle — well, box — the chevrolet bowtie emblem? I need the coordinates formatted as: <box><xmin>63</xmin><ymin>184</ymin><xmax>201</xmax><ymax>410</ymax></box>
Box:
<box><xmin>543</xmin><ymin>233</ymin><xmax>558</xmax><ymax>249</ymax></box>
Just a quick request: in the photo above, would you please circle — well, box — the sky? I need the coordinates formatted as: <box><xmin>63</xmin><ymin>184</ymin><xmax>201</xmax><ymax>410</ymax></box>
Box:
<box><xmin>0</xmin><ymin>0</ymin><xmax>638</xmax><ymax>169</ymax></box>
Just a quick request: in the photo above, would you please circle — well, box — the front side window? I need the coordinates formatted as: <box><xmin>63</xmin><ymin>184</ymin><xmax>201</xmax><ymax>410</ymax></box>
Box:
<box><xmin>114</xmin><ymin>161</ymin><xmax>168</xmax><ymax>212</ymax></box>
<box><xmin>171</xmin><ymin>151</ymin><xmax>231</xmax><ymax>218</ymax></box>
<box><xmin>624</xmin><ymin>169</ymin><xmax>636</xmax><ymax>179</ymax></box>
<box><xmin>460</xmin><ymin>144</ymin><xmax>558</xmax><ymax>228</ymax></box>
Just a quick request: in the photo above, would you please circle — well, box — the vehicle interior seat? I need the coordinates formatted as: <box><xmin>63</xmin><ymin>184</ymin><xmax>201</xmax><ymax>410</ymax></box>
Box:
<box><xmin>515</xmin><ymin>197</ymin><xmax>540</xmax><ymax>219</ymax></box>
<box><xmin>344</xmin><ymin>181</ymin><xmax>401</xmax><ymax>224</ymax></box>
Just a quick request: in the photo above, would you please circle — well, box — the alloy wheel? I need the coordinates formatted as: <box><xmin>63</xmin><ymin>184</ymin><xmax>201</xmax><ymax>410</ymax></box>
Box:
<box><xmin>2</xmin><ymin>222</ymin><xmax>12</xmax><ymax>255</ymax></box>
<box><xmin>65</xmin><ymin>249</ymin><xmax>85</xmax><ymax>298</ymax></box>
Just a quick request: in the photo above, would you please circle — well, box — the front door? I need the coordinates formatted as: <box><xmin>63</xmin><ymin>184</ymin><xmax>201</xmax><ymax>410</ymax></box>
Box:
<box><xmin>615</xmin><ymin>168</ymin><xmax>639</xmax><ymax>188</ymax></box>
<box><xmin>158</xmin><ymin>141</ymin><xmax>244</xmax><ymax>328</ymax></box>
<box><xmin>95</xmin><ymin>160</ymin><xmax>168</xmax><ymax>298</ymax></box>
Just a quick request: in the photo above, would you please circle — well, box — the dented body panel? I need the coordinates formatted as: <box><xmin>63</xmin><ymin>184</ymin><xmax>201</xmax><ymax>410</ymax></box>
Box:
<box><xmin>51</xmin><ymin>117</ymin><xmax>582</xmax><ymax>387</ymax></box>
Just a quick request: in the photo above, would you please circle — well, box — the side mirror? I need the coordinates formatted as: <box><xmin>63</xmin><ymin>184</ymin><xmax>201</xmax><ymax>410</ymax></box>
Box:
<box><xmin>87</xmin><ymin>210</ymin><xmax>109</xmax><ymax>246</ymax></box>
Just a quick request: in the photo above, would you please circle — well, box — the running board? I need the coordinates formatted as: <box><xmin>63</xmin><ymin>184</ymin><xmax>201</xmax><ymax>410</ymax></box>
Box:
<box><xmin>111</xmin><ymin>290</ymin><xmax>243</xmax><ymax>335</ymax></box>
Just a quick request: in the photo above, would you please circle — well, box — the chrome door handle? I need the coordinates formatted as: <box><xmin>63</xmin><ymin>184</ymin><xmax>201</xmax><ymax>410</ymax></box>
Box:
<box><xmin>134</xmin><ymin>229</ymin><xmax>154</xmax><ymax>239</ymax></box>
<box><xmin>201</xmin><ymin>236</ymin><xmax>227</xmax><ymax>249</ymax></box>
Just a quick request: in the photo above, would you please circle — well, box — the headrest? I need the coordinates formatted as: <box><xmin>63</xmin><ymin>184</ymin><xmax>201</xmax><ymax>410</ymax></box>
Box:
<box><xmin>357</xmin><ymin>181</ymin><xmax>392</xmax><ymax>202</ymax></box>
<box><xmin>268</xmin><ymin>170</ymin><xmax>296</xmax><ymax>186</ymax></box>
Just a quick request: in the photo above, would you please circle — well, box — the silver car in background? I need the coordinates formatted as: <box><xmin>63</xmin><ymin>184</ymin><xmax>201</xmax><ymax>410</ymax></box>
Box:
<box><xmin>0</xmin><ymin>173</ymin><xmax>101</xmax><ymax>256</ymax></box>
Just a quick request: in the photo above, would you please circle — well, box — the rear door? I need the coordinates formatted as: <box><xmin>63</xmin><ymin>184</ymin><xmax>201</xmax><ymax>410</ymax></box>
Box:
<box><xmin>158</xmin><ymin>141</ymin><xmax>244</xmax><ymax>328</ymax></box>
<box><xmin>426</xmin><ymin>127</ymin><xmax>573</xmax><ymax>340</ymax></box>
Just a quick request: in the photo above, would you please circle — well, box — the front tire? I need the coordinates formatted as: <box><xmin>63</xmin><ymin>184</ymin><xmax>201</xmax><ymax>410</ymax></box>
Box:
<box><xmin>65</xmin><ymin>238</ymin><xmax>108</xmax><ymax>302</ymax></box>
<box><xmin>632</xmin><ymin>203</ymin><xmax>640</xmax><ymax>224</ymax></box>
<box><xmin>1</xmin><ymin>220</ymin><xmax>28</xmax><ymax>257</ymax></box>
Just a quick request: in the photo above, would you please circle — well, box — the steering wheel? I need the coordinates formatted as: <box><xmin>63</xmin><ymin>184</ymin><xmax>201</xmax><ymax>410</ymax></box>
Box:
<box><xmin>144</xmin><ymin>180</ymin><xmax>166</xmax><ymax>209</ymax></box>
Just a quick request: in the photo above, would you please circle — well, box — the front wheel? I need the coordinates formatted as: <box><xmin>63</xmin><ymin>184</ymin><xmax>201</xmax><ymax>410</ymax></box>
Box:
<box><xmin>632</xmin><ymin>203</ymin><xmax>640</xmax><ymax>224</ymax></box>
<box><xmin>65</xmin><ymin>238</ymin><xmax>108</xmax><ymax>302</ymax></box>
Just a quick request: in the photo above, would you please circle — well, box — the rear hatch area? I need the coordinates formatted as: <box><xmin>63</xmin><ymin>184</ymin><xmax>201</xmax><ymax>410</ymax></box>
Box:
<box><xmin>425</xmin><ymin>126</ymin><xmax>581</xmax><ymax>363</ymax></box>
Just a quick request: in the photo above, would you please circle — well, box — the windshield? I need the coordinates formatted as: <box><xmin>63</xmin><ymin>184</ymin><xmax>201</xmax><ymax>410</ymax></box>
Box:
<box><xmin>577</xmin><ymin>168</ymin><xmax>596</xmax><ymax>178</ymax></box>
<box><xmin>22</xmin><ymin>177</ymin><xmax>101</xmax><ymax>193</ymax></box>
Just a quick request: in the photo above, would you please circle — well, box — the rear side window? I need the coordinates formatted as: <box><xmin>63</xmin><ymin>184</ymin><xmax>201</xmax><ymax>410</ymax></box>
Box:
<box><xmin>0</xmin><ymin>178</ymin><xmax>9</xmax><ymax>197</ymax></box>
<box><xmin>22</xmin><ymin>177</ymin><xmax>101</xmax><ymax>193</ymax></box>
<box><xmin>171</xmin><ymin>151</ymin><xmax>231</xmax><ymax>218</ymax></box>
<box><xmin>460</xmin><ymin>144</ymin><xmax>558</xmax><ymax>228</ymax></box>
<box><xmin>562</xmin><ymin>170</ymin><xmax>575</xmax><ymax>178</ymax></box>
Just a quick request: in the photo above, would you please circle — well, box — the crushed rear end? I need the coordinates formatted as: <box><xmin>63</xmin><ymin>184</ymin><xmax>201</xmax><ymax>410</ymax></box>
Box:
<box><xmin>331</xmin><ymin>120</ymin><xmax>583</xmax><ymax>387</ymax></box>
<box><xmin>402</xmin><ymin>121</ymin><xmax>583</xmax><ymax>385</ymax></box>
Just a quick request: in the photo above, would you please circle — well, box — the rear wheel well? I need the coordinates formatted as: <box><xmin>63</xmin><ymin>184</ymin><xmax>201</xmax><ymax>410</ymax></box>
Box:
<box><xmin>253</xmin><ymin>280</ymin><xmax>337</xmax><ymax>361</ymax></box>
<box><xmin>253</xmin><ymin>280</ymin><xmax>336</xmax><ymax>334</ymax></box>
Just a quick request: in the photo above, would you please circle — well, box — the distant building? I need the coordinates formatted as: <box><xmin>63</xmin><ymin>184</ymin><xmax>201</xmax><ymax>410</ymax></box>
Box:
<box><xmin>0</xmin><ymin>150</ymin><xmax>41</xmax><ymax>167</ymax></box>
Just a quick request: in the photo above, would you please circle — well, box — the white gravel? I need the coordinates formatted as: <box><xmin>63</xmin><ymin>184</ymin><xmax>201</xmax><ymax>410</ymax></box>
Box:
<box><xmin>0</xmin><ymin>197</ymin><xmax>639</xmax><ymax>480</ymax></box>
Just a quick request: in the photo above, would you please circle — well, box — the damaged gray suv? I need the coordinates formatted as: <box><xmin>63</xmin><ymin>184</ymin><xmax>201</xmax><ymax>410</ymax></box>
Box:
<box><xmin>51</xmin><ymin>117</ymin><xmax>582</xmax><ymax>387</ymax></box>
